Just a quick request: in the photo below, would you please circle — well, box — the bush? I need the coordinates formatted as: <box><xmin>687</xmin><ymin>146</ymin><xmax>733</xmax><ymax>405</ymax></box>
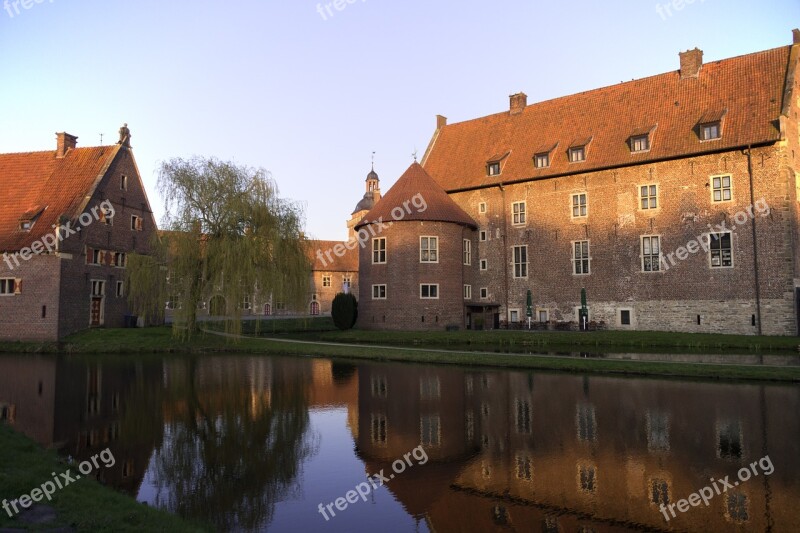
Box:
<box><xmin>331</xmin><ymin>292</ymin><xmax>358</xmax><ymax>330</ymax></box>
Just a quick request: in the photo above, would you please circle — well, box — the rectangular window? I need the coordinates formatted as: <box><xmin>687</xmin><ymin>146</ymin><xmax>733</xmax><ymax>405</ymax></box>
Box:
<box><xmin>569</xmin><ymin>146</ymin><xmax>586</xmax><ymax>162</ymax></box>
<box><xmin>712</xmin><ymin>175</ymin><xmax>732</xmax><ymax>202</ymax></box>
<box><xmin>420</xmin><ymin>284</ymin><xmax>439</xmax><ymax>299</ymax></box>
<box><xmin>573</xmin><ymin>240</ymin><xmax>590</xmax><ymax>275</ymax></box>
<box><xmin>113</xmin><ymin>252</ymin><xmax>127</xmax><ymax>268</ymax></box>
<box><xmin>371</xmin><ymin>414</ymin><xmax>387</xmax><ymax>445</ymax></box>
<box><xmin>640</xmin><ymin>184</ymin><xmax>658</xmax><ymax>209</ymax></box>
<box><xmin>487</xmin><ymin>162</ymin><xmax>501</xmax><ymax>176</ymax></box>
<box><xmin>513</xmin><ymin>245</ymin><xmax>527</xmax><ymax>278</ymax></box>
<box><xmin>322</xmin><ymin>275</ymin><xmax>331</xmax><ymax>287</ymax></box>
<box><xmin>88</xmin><ymin>248</ymin><xmax>103</xmax><ymax>266</ymax></box>
<box><xmin>620</xmin><ymin>309</ymin><xmax>631</xmax><ymax>326</ymax></box>
<box><xmin>479</xmin><ymin>230</ymin><xmax>487</xmax><ymax>241</ymax></box>
<box><xmin>538</xmin><ymin>309</ymin><xmax>549</xmax><ymax>322</ymax></box>
<box><xmin>701</xmin><ymin>122</ymin><xmax>721</xmax><ymax>141</ymax></box>
<box><xmin>91</xmin><ymin>280</ymin><xmax>105</xmax><ymax>296</ymax></box>
<box><xmin>371</xmin><ymin>377</ymin><xmax>387</xmax><ymax>398</ymax></box>
<box><xmin>631</xmin><ymin>135</ymin><xmax>650</xmax><ymax>152</ymax></box>
<box><xmin>478</xmin><ymin>202</ymin><xmax>487</xmax><ymax>214</ymax></box>
<box><xmin>420</xmin><ymin>415</ymin><xmax>441</xmax><ymax>447</ymax></box>
<box><xmin>116</xmin><ymin>281</ymin><xmax>124</xmax><ymax>298</ymax></box>
<box><xmin>579</xmin><ymin>464</ymin><xmax>597</xmax><ymax>493</ymax></box>
<box><xmin>0</xmin><ymin>278</ymin><xmax>17</xmax><ymax>295</ymax></box>
<box><xmin>130</xmin><ymin>215</ymin><xmax>142</xmax><ymax>231</ymax></box>
<box><xmin>641</xmin><ymin>235</ymin><xmax>662</xmax><ymax>272</ymax></box>
<box><xmin>372</xmin><ymin>237</ymin><xmax>386</xmax><ymax>264</ymax></box>
<box><xmin>572</xmin><ymin>193</ymin><xmax>587</xmax><ymax>217</ymax></box>
<box><xmin>372</xmin><ymin>284</ymin><xmax>387</xmax><ymax>299</ymax></box>
<box><xmin>120</xmin><ymin>175</ymin><xmax>128</xmax><ymax>191</ymax></box>
<box><xmin>534</xmin><ymin>153</ymin><xmax>550</xmax><ymax>168</ymax></box>
<box><xmin>516</xmin><ymin>399</ymin><xmax>532</xmax><ymax>434</ymax></box>
<box><xmin>480</xmin><ymin>259</ymin><xmax>487</xmax><ymax>270</ymax></box>
<box><xmin>512</xmin><ymin>201</ymin><xmax>526</xmax><ymax>225</ymax></box>
<box><xmin>509</xmin><ymin>309</ymin><xmax>520</xmax><ymax>323</ymax></box>
<box><xmin>463</xmin><ymin>239</ymin><xmax>471</xmax><ymax>265</ymax></box>
<box><xmin>709</xmin><ymin>232</ymin><xmax>733</xmax><ymax>268</ymax></box>
<box><xmin>651</xmin><ymin>479</ymin><xmax>670</xmax><ymax>505</ymax></box>
<box><xmin>480</xmin><ymin>287</ymin><xmax>488</xmax><ymax>299</ymax></box>
<box><xmin>516</xmin><ymin>454</ymin><xmax>532</xmax><ymax>480</ymax></box>
<box><xmin>577</xmin><ymin>403</ymin><xmax>596</xmax><ymax>442</ymax></box>
<box><xmin>463</xmin><ymin>284</ymin><xmax>472</xmax><ymax>300</ymax></box>
<box><xmin>420</xmin><ymin>236</ymin><xmax>438</xmax><ymax>263</ymax></box>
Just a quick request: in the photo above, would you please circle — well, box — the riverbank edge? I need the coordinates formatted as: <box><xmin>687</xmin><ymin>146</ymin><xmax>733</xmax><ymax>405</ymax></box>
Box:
<box><xmin>0</xmin><ymin>424</ymin><xmax>208</xmax><ymax>532</ymax></box>
<box><xmin>1</xmin><ymin>327</ymin><xmax>799</xmax><ymax>382</ymax></box>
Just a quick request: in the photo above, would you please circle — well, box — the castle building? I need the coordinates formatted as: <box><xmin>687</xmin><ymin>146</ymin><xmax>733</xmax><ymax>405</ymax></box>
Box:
<box><xmin>0</xmin><ymin>126</ymin><xmax>158</xmax><ymax>341</ymax></box>
<box><xmin>357</xmin><ymin>31</ymin><xmax>800</xmax><ymax>334</ymax></box>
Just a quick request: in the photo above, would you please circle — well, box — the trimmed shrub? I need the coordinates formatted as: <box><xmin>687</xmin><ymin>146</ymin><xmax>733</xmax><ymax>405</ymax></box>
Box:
<box><xmin>331</xmin><ymin>292</ymin><xmax>358</xmax><ymax>330</ymax></box>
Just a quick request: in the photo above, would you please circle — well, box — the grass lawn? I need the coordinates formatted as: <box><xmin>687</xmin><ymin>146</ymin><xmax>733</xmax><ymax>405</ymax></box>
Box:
<box><xmin>0</xmin><ymin>424</ymin><xmax>207</xmax><ymax>532</ymax></box>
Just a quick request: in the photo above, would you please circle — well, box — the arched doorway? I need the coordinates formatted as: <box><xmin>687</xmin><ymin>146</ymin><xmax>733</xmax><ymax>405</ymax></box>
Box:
<box><xmin>310</xmin><ymin>301</ymin><xmax>320</xmax><ymax>315</ymax></box>
<box><xmin>264</xmin><ymin>303</ymin><xmax>272</xmax><ymax>316</ymax></box>
<box><xmin>209</xmin><ymin>295</ymin><xmax>226</xmax><ymax>317</ymax></box>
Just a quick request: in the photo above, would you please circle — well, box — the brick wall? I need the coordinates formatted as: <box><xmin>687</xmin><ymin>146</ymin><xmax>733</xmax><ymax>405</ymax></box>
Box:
<box><xmin>0</xmin><ymin>255</ymin><xmax>62</xmax><ymax>341</ymax></box>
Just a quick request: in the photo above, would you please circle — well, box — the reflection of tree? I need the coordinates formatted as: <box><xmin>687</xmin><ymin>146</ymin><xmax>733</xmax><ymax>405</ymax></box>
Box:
<box><xmin>152</xmin><ymin>358</ymin><xmax>316</xmax><ymax>531</ymax></box>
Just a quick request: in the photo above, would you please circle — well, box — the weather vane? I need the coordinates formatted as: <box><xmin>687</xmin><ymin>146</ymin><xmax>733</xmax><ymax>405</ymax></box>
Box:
<box><xmin>371</xmin><ymin>151</ymin><xmax>375</xmax><ymax>170</ymax></box>
<box><xmin>99</xmin><ymin>133</ymin><xmax>103</xmax><ymax>146</ymax></box>
<box><xmin>412</xmin><ymin>148</ymin><xmax>418</xmax><ymax>161</ymax></box>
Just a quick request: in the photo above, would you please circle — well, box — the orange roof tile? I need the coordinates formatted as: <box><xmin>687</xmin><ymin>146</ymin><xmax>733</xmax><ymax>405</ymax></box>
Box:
<box><xmin>422</xmin><ymin>46</ymin><xmax>791</xmax><ymax>191</ymax></box>
<box><xmin>355</xmin><ymin>162</ymin><xmax>477</xmax><ymax>230</ymax></box>
<box><xmin>308</xmin><ymin>239</ymin><xmax>359</xmax><ymax>272</ymax></box>
<box><xmin>0</xmin><ymin>145</ymin><xmax>120</xmax><ymax>251</ymax></box>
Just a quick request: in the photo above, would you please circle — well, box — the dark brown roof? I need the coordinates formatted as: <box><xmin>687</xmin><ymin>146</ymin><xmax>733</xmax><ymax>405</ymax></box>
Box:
<box><xmin>0</xmin><ymin>145</ymin><xmax>120</xmax><ymax>251</ymax></box>
<box><xmin>422</xmin><ymin>46</ymin><xmax>791</xmax><ymax>191</ymax></box>
<box><xmin>355</xmin><ymin>162</ymin><xmax>477</xmax><ymax>230</ymax></box>
<box><xmin>308</xmin><ymin>239</ymin><xmax>358</xmax><ymax>272</ymax></box>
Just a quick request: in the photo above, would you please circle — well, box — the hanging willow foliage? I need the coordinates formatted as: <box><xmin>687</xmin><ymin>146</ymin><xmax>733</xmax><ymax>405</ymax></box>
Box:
<box><xmin>126</xmin><ymin>157</ymin><xmax>311</xmax><ymax>340</ymax></box>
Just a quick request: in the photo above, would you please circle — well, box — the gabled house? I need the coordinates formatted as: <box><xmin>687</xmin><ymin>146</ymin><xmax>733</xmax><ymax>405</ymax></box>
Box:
<box><xmin>0</xmin><ymin>126</ymin><xmax>157</xmax><ymax>341</ymax></box>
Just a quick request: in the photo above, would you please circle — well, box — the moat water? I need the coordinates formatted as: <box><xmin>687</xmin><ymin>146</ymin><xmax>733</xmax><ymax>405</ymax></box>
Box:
<box><xmin>1</xmin><ymin>353</ymin><xmax>798</xmax><ymax>532</ymax></box>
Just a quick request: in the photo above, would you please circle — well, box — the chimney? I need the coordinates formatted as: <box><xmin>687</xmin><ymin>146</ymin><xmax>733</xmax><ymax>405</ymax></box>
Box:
<box><xmin>679</xmin><ymin>48</ymin><xmax>703</xmax><ymax>79</ymax></box>
<box><xmin>55</xmin><ymin>132</ymin><xmax>78</xmax><ymax>158</ymax></box>
<box><xmin>509</xmin><ymin>92</ymin><xmax>527</xmax><ymax>115</ymax></box>
<box><xmin>436</xmin><ymin>115</ymin><xmax>447</xmax><ymax>129</ymax></box>
<box><xmin>793</xmin><ymin>28</ymin><xmax>800</xmax><ymax>44</ymax></box>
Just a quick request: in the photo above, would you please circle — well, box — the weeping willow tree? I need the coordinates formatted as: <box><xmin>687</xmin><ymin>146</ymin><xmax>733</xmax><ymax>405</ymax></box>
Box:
<box><xmin>126</xmin><ymin>157</ymin><xmax>310</xmax><ymax>339</ymax></box>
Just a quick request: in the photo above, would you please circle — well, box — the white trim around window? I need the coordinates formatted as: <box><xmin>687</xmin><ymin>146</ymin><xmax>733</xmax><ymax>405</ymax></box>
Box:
<box><xmin>420</xmin><ymin>284</ymin><xmax>439</xmax><ymax>299</ymax></box>
<box><xmin>372</xmin><ymin>284</ymin><xmax>387</xmax><ymax>299</ymax></box>
<box><xmin>420</xmin><ymin>236</ymin><xmax>439</xmax><ymax>263</ymax></box>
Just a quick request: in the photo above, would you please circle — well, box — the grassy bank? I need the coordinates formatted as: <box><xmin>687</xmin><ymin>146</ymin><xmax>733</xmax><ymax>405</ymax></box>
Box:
<box><xmin>0</xmin><ymin>424</ymin><xmax>206</xmax><ymax>532</ymax></box>
<box><xmin>1</xmin><ymin>325</ymin><xmax>799</xmax><ymax>381</ymax></box>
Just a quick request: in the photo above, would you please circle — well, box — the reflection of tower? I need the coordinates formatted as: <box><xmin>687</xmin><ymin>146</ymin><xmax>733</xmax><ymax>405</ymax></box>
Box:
<box><xmin>347</xmin><ymin>165</ymin><xmax>381</xmax><ymax>239</ymax></box>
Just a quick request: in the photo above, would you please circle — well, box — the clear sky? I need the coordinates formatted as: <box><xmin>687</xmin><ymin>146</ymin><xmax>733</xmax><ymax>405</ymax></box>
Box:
<box><xmin>1</xmin><ymin>0</ymin><xmax>798</xmax><ymax>241</ymax></box>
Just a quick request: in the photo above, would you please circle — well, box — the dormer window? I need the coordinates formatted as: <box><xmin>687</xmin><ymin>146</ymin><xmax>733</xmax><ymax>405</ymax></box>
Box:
<box><xmin>487</xmin><ymin>162</ymin><xmax>501</xmax><ymax>176</ymax></box>
<box><xmin>534</xmin><ymin>153</ymin><xmax>550</xmax><ymax>168</ymax></box>
<box><xmin>700</xmin><ymin>122</ymin><xmax>721</xmax><ymax>141</ymax></box>
<box><xmin>18</xmin><ymin>205</ymin><xmax>45</xmax><ymax>232</ymax></box>
<box><xmin>569</xmin><ymin>146</ymin><xmax>585</xmax><ymax>163</ymax></box>
<box><xmin>631</xmin><ymin>135</ymin><xmax>650</xmax><ymax>152</ymax></box>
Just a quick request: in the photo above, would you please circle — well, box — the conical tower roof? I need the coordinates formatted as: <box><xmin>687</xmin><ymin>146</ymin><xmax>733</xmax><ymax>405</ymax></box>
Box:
<box><xmin>355</xmin><ymin>162</ymin><xmax>476</xmax><ymax>230</ymax></box>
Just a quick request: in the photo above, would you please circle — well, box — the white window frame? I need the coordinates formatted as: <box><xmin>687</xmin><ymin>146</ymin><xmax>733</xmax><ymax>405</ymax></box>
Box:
<box><xmin>710</xmin><ymin>174</ymin><xmax>733</xmax><ymax>203</ymax></box>
<box><xmin>511</xmin><ymin>201</ymin><xmax>526</xmax><ymax>226</ymax></box>
<box><xmin>572</xmin><ymin>240</ymin><xmax>590</xmax><ymax>275</ymax></box>
<box><xmin>641</xmin><ymin>235</ymin><xmax>662</xmax><ymax>272</ymax></box>
<box><xmin>640</xmin><ymin>184</ymin><xmax>658</xmax><ymax>210</ymax></box>
<box><xmin>571</xmin><ymin>193</ymin><xmax>587</xmax><ymax>218</ymax></box>
<box><xmin>116</xmin><ymin>281</ymin><xmax>125</xmax><ymax>298</ymax></box>
<box><xmin>420</xmin><ymin>236</ymin><xmax>438</xmax><ymax>263</ymax></box>
<box><xmin>478</xmin><ymin>202</ymin><xmax>487</xmax><ymax>214</ymax></box>
<box><xmin>372</xmin><ymin>237</ymin><xmax>386</xmax><ymax>264</ymax></box>
<box><xmin>0</xmin><ymin>278</ymin><xmax>19</xmax><ymax>296</ymax></box>
<box><xmin>534</xmin><ymin>152</ymin><xmax>550</xmax><ymax>168</ymax></box>
<box><xmin>322</xmin><ymin>275</ymin><xmax>332</xmax><ymax>287</ymax></box>
<box><xmin>480</xmin><ymin>259</ymin><xmax>488</xmax><ymax>271</ymax></box>
<box><xmin>631</xmin><ymin>134</ymin><xmax>650</xmax><ymax>153</ymax></box>
<box><xmin>120</xmin><ymin>174</ymin><xmax>128</xmax><ymax>191</ymax></box>
<box><xmin>463</xmin><ymin>239</ymin><xmax>471</xmax><ymax>265</ymax></box>
<box><xmin>372</xmin><ymin>284</ymin><xmax>387</xmax><ymax>299</ymax></box>
<box><xmin>569</xmin><ymin>146</ymin><xmax>586</xmax><ymax>162</ymax></box>
<box><xmin>508</xmin><ymin>309</ymin><xmax>520</xmax><ymax>323</ymax></box>
<box><xmin>480</xmin><ymin>287</ymin><xmax>488</xmax><ymax>299</ymax></box>
<box><xmin>420</xmin><ymin>284</ymin><xmax>439</xmax><ymax>299</ymax></box>
<box><xmin>487</xmin><ymin>162</ymin><xmax>501</xmax><ymax>176</ymax></box>
<box><xmin>130</xmin><ymin>215</ymin><xmax>142</xmax><ymax>231</ymax></box>
<box><xmin>463</xmin><ymin>284</ymin><xmax>472</xmax><ymax>300</ymax></box>
<box><xmin>479</xmin><ymin>230</ymin><xmax>487</xmax><ymax>241</ymax></box>
<box><xmin>512</xmin><ymin>245</ymin><xmax>528</xmax><ymax>279</ymax></box>
<box><xmin>708</xmin><ymin>231</ymin><xmax>734</xmax><ymax>268</ymax></box>
<box><xmin>700</xmin><ymin>121</ymin><xmax>721</xmax><ymax>141</ymax></box>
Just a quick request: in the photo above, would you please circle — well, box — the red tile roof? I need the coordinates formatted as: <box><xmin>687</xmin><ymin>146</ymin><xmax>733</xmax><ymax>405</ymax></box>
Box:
<box><xmin>355</xmin><ymin>162</ymin><xmax>477</xmax><ymax>230</ymax></box>
<box><xmin>422</xmin><ymin>46</ymin><xmax>791</xmax><ymax>191</ymax></box>
<box><xmin>308</xmin><ymin>239</ymin><xmax>359</xmax><ymax>272</ymax></box>
<box><xmin>0</xmin><ymin>145</ymin><xmax>120</xmax><ymax>251</ymax></box>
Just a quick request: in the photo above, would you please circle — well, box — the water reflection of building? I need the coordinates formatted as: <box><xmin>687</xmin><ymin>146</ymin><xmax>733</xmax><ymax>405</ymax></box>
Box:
<box><xmin>354</xmin><ymin>363</ymin><xmax>800</xmax><ymax>532</ymax></box>
<box><xmin>0</xmin><ymin>356</ymin><xmax>164</xmax><ymax>496</ymax></box>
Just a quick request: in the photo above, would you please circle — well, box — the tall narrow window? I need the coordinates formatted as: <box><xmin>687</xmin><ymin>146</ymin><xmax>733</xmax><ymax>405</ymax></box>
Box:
<box><xmin>709</xmin><ymin>232</ymin><xmax>733</xmax><ymax>268</ymax></box>
<box><xmin>512</xmin><ymin>201</ymin><xmax>526</xmax><ymax>225</ymax></box>
<box><xmin>641</xmin><ymin>235</ymin><xmax>661</xmax><ymax>272</ymax></box>
<box><xmin>572</xmin><ymin>193</ymin><xmax>587</xmax><ymax>217</ymax></box>
<box><xmin>463</xmin><ymin>239</ymin><xmax>471</xmax><ymax>265</ymax></box>
<box><xmin>120</xmin><ymin>175</ymin><xmax>128</xmax><ymax>191</ymax></box>
<box><xmin>463</xmin><ymin>284</ymin><xmax>472</xmax><ymax>300</ymax></box>
<box><xmin>420</xmin><ymin>236</ymin><xmax>438</xmax><ymax>263</ymax></box>
<box><xmin>372</xmin><ymin>238</ymin><xmax>386</xmax><ymax>264</ymax></box>
<box><xmin>573</xmin><ymin>240</ymin><xmax>590</xmax><ymax>275</ymax></box>
<box><xmin>513</xmin><ymin>245</ymin><xmax>528</xmax><ymax>278</ymax></box>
